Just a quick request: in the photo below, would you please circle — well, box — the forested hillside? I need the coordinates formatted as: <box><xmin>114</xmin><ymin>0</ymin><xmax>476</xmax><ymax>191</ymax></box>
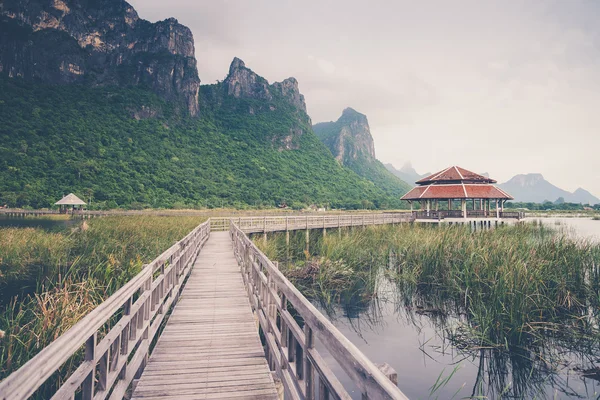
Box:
<box><xmin>0</xmin><ymin>0</ymin><xmax>411</xmax><ymax>210</ymax></box>
<box><xmin>0</xmin><ymin>75</ymin><xmax>406</xmax><ymax>209</ymax></box>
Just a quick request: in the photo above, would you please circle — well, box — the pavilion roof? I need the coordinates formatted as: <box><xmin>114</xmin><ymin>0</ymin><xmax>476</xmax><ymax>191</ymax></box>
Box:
<box><xmin>55</xmin><ymin>193</ymin><xmax>86</xmax><ymax>206</ymax></box>
<box><xmin>401</xmin><ymin>184</ymin><xmax>514</xmax><ymax>201</ymax></box>
<box><xmin>416</xmin><ymin>166</ymin><xmax>496</xmax><ymax>185</ymax></box>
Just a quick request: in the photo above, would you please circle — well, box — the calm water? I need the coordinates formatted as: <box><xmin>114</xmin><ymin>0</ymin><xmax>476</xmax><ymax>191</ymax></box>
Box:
<box><xmin>0</xmin><ymin>215</ymin><xmax>77</xmax><ymax>231</ymax></box>
<box><xmin>528</xmin><ymin>217</ymin><xmax>600</xmax><ymax>243</ymax></box>
<box><xmin>314</xmin><ymin>217</ymin><xmax>600</xmax><ymax>399</ymax></box>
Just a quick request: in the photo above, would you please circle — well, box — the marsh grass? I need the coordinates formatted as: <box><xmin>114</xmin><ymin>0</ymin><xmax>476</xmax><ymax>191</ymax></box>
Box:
<box><xmin>0</xmin><ymin>215</ymin><xmax>205</xmax><ymax>382</ymax></box>
<box><xmin>258</xmin><ymin>223</ymin><xmax>600</xmax><ymax>397</ymax></box>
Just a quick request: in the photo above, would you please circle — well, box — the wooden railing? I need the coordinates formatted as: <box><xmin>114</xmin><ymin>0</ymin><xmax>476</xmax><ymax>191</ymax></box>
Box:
<box><xmin>499</xmin><ymin>211</ymin><xmax>525</xmax><ymax>219</ymax></box>
<box><xmin>414</xmin><ymin>210</ymin><xmax>524</xmax><ymax>220</ymax></box>
<box><xmin>413</xmin><ymin>210</ymin><xmax>464</xmax><ymax>219</ymax></box>
<box><xmin>230</xmin><ymin>221</ymin><xmax>409</xmax><ymax>400</ymax></box>
<box><xmin>219</xmin><ymin>213</ymin><xmax>414</xmax><ymax>233</ymax></box>
<box><xmin>0</xmin><ymin>220</ymin><xmax>210</xmax><ymax>400</ymax></box>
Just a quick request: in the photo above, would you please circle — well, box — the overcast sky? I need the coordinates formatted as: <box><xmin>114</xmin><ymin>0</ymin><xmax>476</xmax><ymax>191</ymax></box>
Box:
<box><xmin>129</xmin><ymin>0</ymin><xmax>600</xmax><ymax>196</ymax></box>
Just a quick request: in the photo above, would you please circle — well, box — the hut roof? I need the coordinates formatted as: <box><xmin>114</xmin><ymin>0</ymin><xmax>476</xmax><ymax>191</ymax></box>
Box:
<box><xmin>416</xmin><ymin>166</ymin><xmax>496</xmax><ymax>185</ymax></box>
<box><xmin>55</xmin><ymin>193</ymin><xmax>86</xmax><ymax>206</ymax></box>
<box><xmin>401</xmin><ymin>184</ymin><xmax>514</xmax><ymax>200</ymax></box>
<box><xmin>402</xmin><ymin>166</ymin><xmax>513</xmax><ymax>201</ymax></box>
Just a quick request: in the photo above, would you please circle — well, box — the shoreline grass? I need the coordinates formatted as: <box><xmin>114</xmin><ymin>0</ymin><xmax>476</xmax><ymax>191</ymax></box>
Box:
<box><xmin>0</xmin><ymin>215</ymin><xmax>205</xmax><ymax>384</ymax></box>
<box><xmin>257</xmin><ymin>223</ymin><xmax>600</xmax><ymax>397</ymax></box>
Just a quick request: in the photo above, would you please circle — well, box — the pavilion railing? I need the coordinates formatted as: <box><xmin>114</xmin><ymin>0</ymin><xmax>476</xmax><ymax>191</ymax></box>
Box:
<box><xmin>0</xmin><ymin>220</ymin><xmax>210</xmax><ymax>400</ymax></box>
<box><xmin>413</xmin><ymin>210</ymin><xmax>464</xmax><ymax>219</ymax></box>
<box><xmin>414</xmin><ymin>210</ymin><xmax>524</xmax><ymax>220</ymax></box>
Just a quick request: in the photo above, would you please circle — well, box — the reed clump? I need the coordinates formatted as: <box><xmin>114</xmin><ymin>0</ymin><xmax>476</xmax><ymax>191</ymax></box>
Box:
<box><xmin>260</xmin><ymin>224</ymin><xmax>600</xmax><ymax>350</ymax></box>
<box><xmin>0</xmin><ymin>215</ymin><xmax>205</xmax><ymax>380</ymax></box>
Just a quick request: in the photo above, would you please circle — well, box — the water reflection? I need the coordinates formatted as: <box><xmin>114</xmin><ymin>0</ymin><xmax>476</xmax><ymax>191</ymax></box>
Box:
<box><xmin>314</xmin><ymin>277</ymin><xmax>600</xmax><ymax>399</ymax></box>
<box><xmin>0</xmin><ymin>215</ymin><xmax>76</xmax><ymax>231</ymax></box>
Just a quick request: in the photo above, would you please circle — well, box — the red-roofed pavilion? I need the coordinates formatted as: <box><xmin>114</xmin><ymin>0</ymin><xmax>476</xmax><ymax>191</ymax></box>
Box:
<box><xmin>401</xmin><ymin>166</ymin><xmax>514</xmax><ymax>219</ymax></box>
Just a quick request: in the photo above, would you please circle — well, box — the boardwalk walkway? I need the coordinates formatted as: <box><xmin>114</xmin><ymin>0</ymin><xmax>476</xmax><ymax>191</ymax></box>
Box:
<box><xmin>131</xmin><ymin>232</ymin><xmax>278</xmax><ymax>400</ymax></box>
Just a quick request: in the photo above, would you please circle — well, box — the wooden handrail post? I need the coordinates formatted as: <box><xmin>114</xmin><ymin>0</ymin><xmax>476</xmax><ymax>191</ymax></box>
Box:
<box><xmin>82</xmin><ymin>333</ymin><xmax>97</xmax><ymax>400</ymax></box>
<box><xmin>304</xmin><ymin>325</ymin><xmax>315</xmax><ymax>400</ymax></box>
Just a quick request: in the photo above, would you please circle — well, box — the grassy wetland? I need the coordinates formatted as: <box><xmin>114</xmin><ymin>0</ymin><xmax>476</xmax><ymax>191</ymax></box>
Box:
<box><xmin>0</xmin><ymin>215</ymin><xmax>205</xmax><ymax>382</ymax></box>
<box><xmin>256</xmin><ymin>222</ymin><xmax>600</xmax><ymax>398</ymax></box>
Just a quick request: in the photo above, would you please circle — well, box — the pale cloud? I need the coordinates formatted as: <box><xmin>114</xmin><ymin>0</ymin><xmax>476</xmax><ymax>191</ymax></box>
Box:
<box><xmin>128</xmin><ymin>0</ymin><xmax>600</xmax><ymax>196</ymax></box>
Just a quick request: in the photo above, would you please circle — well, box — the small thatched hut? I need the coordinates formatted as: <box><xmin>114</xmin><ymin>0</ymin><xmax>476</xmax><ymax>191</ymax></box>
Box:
<box><xmin>55</xmin><ymin>193</ymin><xmax>86</xmax><ymax>213</ymax></box>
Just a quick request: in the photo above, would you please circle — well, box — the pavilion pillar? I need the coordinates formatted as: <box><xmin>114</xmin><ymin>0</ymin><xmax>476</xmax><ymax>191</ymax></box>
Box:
<box><xmin>461</xmin><ymin>199</ymin><xmax>466</xmax><ymax>218</ymax></box>
<box><xmin>496</xmin><ymin>199</ymin><xmax>499</xmax><ymax>218</ymax></box>
<box><xmin>435</xmin><ymin>200</ymin><xmax>439</xmax><ymax>211</ymax></box>
<box><xmin>409</xmin><ymin>201</ymin><xmax>413</xmax><ymax>212</ymax></box>
<box><xmin>426</xmin><ymin>200</ymin><xmax>430</xmax><ymax>216</ymax></box>
<box><xmin>448</xmin><ymin>199</ymin><xmax>452</xmax><ymax>211</ymax></box>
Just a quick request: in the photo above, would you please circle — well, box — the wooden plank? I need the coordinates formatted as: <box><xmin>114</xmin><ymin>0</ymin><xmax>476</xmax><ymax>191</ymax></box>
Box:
<box><xmin>132</xmin><ymin>232</ymin><xmax>278</xmax><ymax>400</ymax></box>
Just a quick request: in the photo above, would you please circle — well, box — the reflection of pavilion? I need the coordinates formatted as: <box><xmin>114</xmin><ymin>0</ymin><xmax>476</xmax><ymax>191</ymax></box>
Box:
<box><xmin>401</xmin><ymin>166</ymin><xmax>522</xmax><ymax>220</ymax></box>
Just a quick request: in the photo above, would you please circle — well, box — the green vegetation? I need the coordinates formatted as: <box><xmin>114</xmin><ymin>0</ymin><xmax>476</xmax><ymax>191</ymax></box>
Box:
<box><xmin>313</xmin><ymin>109</ymin><xmax>412</xmax><ymax>204</ymax></box>
<box><xmin>0</xmin><ymin>216</ymin><xmax>205</xmax><ymax>382</ymax></box>
<box><xmin>259</xmin><ymin>223</ymin><xmax>600</xmax><ymax>349</ymax></box>
<box><xmin>259</xmin><ymin>223</ymin><xmax>600</xmax><ymax>397</ymax></box>
<box><xmin>506</xmin><ymin>201</ymin><xmax>600</xmax><ymax>211</ymax></box>
<box><xmin>0</xmin><ymin>75</ymin><xmax>408</xmax><ymax>210</ymax></box>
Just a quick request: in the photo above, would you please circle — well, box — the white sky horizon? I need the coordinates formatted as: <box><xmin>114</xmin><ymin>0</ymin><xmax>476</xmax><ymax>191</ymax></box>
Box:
<box><xmin>129</xmin><ymin>0</ymin><xmax>600</xmax><ymax>196</ymax></box>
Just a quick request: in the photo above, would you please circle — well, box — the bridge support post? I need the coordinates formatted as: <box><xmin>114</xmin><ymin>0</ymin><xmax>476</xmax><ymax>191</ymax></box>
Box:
<box><xmin>376</xmin><ymin>362</ymin><xmax>398</xmax><ymax>386</ymax></box>
<box><xmin>360</xmin><ymin>363</ymin><xmax>398</xmax><ymax>399</ymax></box>
<box><xmin>305</xmin><ymin>229</ymin><xmax>310</xmax><ymax>254</ymax></box>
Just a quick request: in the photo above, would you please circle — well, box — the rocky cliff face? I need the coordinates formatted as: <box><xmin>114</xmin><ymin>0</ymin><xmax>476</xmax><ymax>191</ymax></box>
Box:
<box><xmin>223</xmin><ymin>57</ymin><xmax>307</xmax><ymax>114</ymax></box>
<box><xmin>0</xmin><ymin>0</ymin><xmax>200</xmax><ymax>115</ymax></box>
<box><xmin>313</xmin><ymin>107</ymin><xmax>375</xmax><ymax>163</ymax></box>
<box><xmin>210</xmin><ymin>57</ymin><xmax>310</xmax><ymax>151</ymax></box>
<box><xmin>313</xmin><ymin>108</ymin><xmax>412</xmax><ymax>198</ymax></box>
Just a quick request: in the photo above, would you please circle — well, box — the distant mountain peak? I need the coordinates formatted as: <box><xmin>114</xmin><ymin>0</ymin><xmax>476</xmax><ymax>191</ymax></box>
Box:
<box><xmin>314</xmin><ymin>107</ymin><xmax>375</xmax><ymax>162</ymax></box>
<box><xmin>400</xmin><ymin>161</ymin><xmax>418</xmax><ymax>174</ymax></box>
<box><xmin>500</xmin><ymin>174</ymin><xmax>600</xmax><ymax>205</ymax></box>
<box><xmin>229</xmin><ymin>57</ymin><xmax>246</xmax><ymax>72</ymax></box>
<box><xmin>385</xmin><ymin>162</ymin><xmax>430</xmax><ymax>186</ymax></box>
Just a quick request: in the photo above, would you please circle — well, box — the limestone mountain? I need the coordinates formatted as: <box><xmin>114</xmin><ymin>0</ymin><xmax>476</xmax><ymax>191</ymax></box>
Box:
<box><xmin>499</xmin><ymin>174</ymin><xmax>600</xmax><ymax>205</ymax></box>
<box><xmin>384</xmin><ymin>162</ymin><xmax>430</xmax><ymax>186</ymax></box>
<box><xmin>314</xmin><ymin>108</ymin><xmax>411</xmax><ymax>199</ymax></box>
<box><xmin>0</xmin><ymin>54</ymin><xmax>407</xmax><ymax>209</ymax></box>
<box><xmin>221</xmin><ymin>57</ymin><xmax>307</xmax><ymax>114</ymax></box>
<box><xmin>201</xmin><ymin>58</ymin><xmax>310</xmax><ymax>151</ymax></box>
<box><xmin>0</xmin><ymin>0</ymin><xmax>200</xmax><ymax>115</ymax></box>
<box><xmin>314</xmin><ymin>108</ymin><xmax>375</xmax><ymax>163</ymax></box>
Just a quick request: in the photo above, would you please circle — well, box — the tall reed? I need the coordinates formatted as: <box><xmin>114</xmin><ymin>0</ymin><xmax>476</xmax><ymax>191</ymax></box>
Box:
<box><xmin>0</xmin><ymin>215</ymin><xmax>205</xmax><ymax>381</ymax></box>
<box><xmin>259</xmin><ymin>223</ymin><xmax>600</xmax><ymax>349</ymax></box>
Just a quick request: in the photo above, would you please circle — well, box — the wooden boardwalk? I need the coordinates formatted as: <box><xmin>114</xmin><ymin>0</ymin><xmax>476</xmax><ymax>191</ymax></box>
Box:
<box><xmin>131</xmin><ymin>232</ymin><xmax>279</xmax><ymax>400</ymax></box>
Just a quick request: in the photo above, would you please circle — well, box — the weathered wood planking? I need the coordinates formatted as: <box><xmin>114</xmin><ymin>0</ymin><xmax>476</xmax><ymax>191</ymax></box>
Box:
<box><xmin>231</xmin><ymin>222</ymin><xmax>410</xmax><ymax>400</ymax></box>
<box><xmin>131</xmin><ymin>232</ymin><xmax>278</xmax><ymax>400</ymax></box>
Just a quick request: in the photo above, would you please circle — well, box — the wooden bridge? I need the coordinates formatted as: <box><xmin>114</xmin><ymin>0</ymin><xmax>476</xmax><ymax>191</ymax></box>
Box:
<box><xmin>0</xmin><ymin>214</ymin><xmax>413</xmax><ymax>400</ymax></box>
